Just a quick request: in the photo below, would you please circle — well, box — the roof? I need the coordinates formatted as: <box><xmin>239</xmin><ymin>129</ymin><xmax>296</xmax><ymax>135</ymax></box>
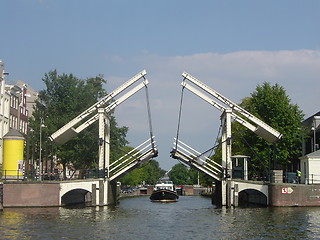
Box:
<box><xmin>5</xmin><ymin>129</ymin><xmax>23</xmax><ymax>137</ymax></box>
<box><xmin>3</xmin><ymin>129</ymin><xmax>24</xmax><ymax>140</ymax></box>
<box><xmin>302</xmin><ymin>111</ymin><xmax>320</xmax><ymax>132</ymax></box>
<box><xmin>300</xmin><ymin>149</ymin><xmax>320</xmax><ymax>160</ymax></box>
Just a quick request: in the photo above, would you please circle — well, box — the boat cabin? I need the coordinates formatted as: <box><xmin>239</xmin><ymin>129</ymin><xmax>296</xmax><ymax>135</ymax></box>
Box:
<box><xmin>154</xmin><ymin>181</ymin><xmax>175</xmax><ymax>191</ymax></box>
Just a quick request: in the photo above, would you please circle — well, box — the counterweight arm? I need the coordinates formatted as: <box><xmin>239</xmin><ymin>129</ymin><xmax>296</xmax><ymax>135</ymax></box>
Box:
<box><xmin>182</xmin><ymin>72</ymin><xmax>282</xmax><ymax>142</ymax></box>
<box><xmin>50</xmin><ymin>70</ymin><xmax>147</xmax><ymax>144</ymax></box>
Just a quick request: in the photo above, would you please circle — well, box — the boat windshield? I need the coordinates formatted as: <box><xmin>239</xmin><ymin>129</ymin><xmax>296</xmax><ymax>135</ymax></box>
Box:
<box><xmin>154</xmin><ymin>181</ymin><xmax>175</xmax><ymax>191</ymax></box>
<box><xmin>156</xmin><ymin>186</ymin><xmax>173</xmax><ymax>190</ymax></box>
<box><xmin>156</xmin><ymin>181</ymin><xmax>173</xmax><ymax>185</ymax></box>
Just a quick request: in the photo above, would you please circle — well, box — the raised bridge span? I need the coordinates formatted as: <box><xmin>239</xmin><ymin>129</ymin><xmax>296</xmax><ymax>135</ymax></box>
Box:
<box><xmin>1</xmin><ymin>71</ymin><xmax>278</xmax><ymax>208</ymax></box>
<box><xmin>171</xmin><ymin>72</ymin><xmax>282</xmax><ymax>207</ymax></box>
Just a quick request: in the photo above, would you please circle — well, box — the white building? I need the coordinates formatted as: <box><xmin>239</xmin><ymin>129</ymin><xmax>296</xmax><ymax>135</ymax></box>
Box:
<box><xmin>300</xmin><ymin>113</ymin><xmax>320</xmax><ymax>184</ymax></box>
<box><xmin>300</xmin><ymin>150</ymin><xmax>320</xmax><ymax>184</ymax></box>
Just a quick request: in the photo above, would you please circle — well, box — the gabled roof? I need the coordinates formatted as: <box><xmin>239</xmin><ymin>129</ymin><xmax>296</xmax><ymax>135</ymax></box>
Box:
<box><xmin>300</xmin><ymin>149</ymin><xmax>320</xmax><ymax>160</ymax></box>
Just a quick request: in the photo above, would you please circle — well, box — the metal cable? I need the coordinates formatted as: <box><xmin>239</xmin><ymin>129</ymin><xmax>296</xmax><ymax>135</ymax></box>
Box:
<box><xmin>175</xmin><ymin>80</ymin><xmax>186</xmax><ymax>150</ymax></box>
<box><xmin>208</xmin><ymin>124</ymin><xmax>222</xmax><ymax>157</ymax></box>
<box><xmin>144</xmin><ymin>80</ymin><xmax>155</xmax><ymax>150</ymax></box>
<box><xmin>194</xmin><ymin>128</ymin><xmax>246</xmax><ymax>160</ymax></box>
<box><xmin>239</xmin><ymin>134</ymin><xmax>270</xmax><ymax>182</ymax></box>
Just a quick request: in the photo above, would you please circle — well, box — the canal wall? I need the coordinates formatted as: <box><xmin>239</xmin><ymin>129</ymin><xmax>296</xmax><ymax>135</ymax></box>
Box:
<box><xmin>0</xmin><ymin>182</ymin><xmax>3</xmax><ymax>210</ymax></box>
<box><xmin>2</xmin><ymin>180</ymin><xmax>119</xmax><ymax>207</ymax></box>
<box><xmin>269</xmin><ymin>183</ymin><xmax>320</xmax><ymax>207</ymax></box>
<box><xmin>3</xmin><ymin>182</ymin><xmax>60</xmax><ymax>207</ymax></box>
<box><xmin>212</xmin><ymin>180</ymin><xmax>320</xmax><ymax>207</ymax></box>
<box><xmin>6</xmin><ymin>180</ymin><xmax>320</xmax><ymax>208</ymax></box>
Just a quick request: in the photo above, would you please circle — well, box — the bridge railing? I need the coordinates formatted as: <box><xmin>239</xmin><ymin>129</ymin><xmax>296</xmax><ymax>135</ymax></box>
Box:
<box><xmin>1</xmin><ymin>169</ymin><xmax>107</xmax><ymax>182</ymax></box>
<box><xmin>1</xmin><ymin>138</ymin><xmax>158</xmax><ymax>183</ymax></box>
<box><xmin>171</xmin><ymin>138</ymin><xmax>223</xmax><ymax>181</ymax></box>
<box><xmin>109</xmin><ymin>137</ymin><xmax>158</xmax><ymax>181</ymax></box>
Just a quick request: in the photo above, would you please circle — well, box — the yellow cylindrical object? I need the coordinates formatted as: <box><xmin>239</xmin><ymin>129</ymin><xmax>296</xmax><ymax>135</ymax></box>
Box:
<box><xmin>2</xmin><ymin>129</ymin><xmax>24</xmax><ymax>179</ymax></box>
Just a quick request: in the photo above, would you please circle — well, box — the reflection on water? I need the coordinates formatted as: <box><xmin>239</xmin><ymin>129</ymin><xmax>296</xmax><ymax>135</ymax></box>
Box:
<box><xmin>1</xmin><ymin>196</ymin><xmax>320</xmax><ymax>239</ymax></box>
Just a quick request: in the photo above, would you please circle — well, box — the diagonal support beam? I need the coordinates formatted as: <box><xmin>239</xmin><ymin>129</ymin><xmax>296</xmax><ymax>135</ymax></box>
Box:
<box><xmin>50</xmin><ymin>70</ymin><xmax>147</xmax><ymax>144</ymax></box>
<box><xmin>182</xmin><ymin>72</ymin><xmax>282</xmax><ymax>142</ymax></box>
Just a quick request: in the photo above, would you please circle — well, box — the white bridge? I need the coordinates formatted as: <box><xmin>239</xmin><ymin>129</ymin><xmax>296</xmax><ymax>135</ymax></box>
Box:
<box><xmin>171</xmin><ymin>72</ymin><xmax>282</xmax><ymax>207</ymax></box>
<box><xmin>48</xmin><ymin>70</ymin><xmax>158</xmax><ymax>206</ymax></box>
<box><xmin>3</xmin><ymin>71</ymin><xmax>278</xmax><ymax>207</ymax></box>
<box><xmin>59</xmin><ymin>179</ymin><xmax>115</xmax><ymax>206</ymax></box>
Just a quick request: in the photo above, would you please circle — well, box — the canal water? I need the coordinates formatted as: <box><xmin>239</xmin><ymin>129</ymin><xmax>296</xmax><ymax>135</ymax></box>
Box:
<box><xmin>1</xmin><ymin>196</ymin><xmax>320</xmax><ymax>239</ymax></box>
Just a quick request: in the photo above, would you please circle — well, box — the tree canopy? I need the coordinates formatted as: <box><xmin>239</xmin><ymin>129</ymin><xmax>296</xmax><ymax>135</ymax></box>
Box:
<box><xmin>120</xmin><ymin>159</ymin><xmax>166</xmax><ymax>186</ymax></box>
<box><xmin>28</xmin><ymin>70</ymin><xmax>128</xmax><ymax>170</ymax></box>
<box><xmin>231</xmin><ymin>82</ymin><xmax>304</xmax><ymax>173</ymax></box>
<box><xmin>168</xmin><ymin>163</ymin><xmax>212</xmax><ymax>185</ymax></box>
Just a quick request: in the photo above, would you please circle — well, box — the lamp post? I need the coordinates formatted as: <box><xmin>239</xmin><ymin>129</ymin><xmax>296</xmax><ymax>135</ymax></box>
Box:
<box><xmin>311</xmin><ymin>121</ymin><xmax>316</xmax><ymax>153</ymax></box>
<box><xmin>313</xmin><ymin>124</ymin><xmax>316</xmax><ymax>152</ymax></box>
<box><xmin>39</xmin><ymin>118</ymin><xmax>45</xmax><ymax>180</ymax></box>
<box><xmin>26</xmin><ymin>127</ymin><xmax>34</xmax><ymax>177</ymax></box>
<box><xmin>314</xmin><ymin>116</ymin><xmax>320</xmax><ymax>152</ymax></box>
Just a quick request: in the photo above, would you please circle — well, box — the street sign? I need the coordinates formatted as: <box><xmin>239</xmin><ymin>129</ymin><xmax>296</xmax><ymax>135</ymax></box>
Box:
<box><xmin>281</xmin><ymin>187</ymin><xmax>293</xmax><ymax>194</ymax></box>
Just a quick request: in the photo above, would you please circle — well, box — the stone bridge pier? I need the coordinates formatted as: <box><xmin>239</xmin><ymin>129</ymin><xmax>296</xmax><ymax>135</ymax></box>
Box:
<box><xmin>60</xmin><ymin>179</ymin><xmax>119</xmax><ymax>206</ymax></box>
<box><xmin>214</xmin><ymin>180</ymin><xmax>269</xmax><ymax>207</ymax></box>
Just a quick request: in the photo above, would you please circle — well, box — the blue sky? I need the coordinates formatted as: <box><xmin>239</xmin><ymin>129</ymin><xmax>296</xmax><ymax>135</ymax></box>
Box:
<box><xmin>1</xmin><ymin>0</ymin><xmax>320</xmax><ymax>170</ymax></box>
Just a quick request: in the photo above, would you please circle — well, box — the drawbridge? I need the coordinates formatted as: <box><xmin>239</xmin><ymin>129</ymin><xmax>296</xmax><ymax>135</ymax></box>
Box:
<box><xmin>171</xmin><ymin>72</ymin><xmax>282</xmax><ymax>206</ymax></box>
<box><xmin>50</xmin><ymin>70</ymin><xmax>158</xmax><ymax>182</ymax></box>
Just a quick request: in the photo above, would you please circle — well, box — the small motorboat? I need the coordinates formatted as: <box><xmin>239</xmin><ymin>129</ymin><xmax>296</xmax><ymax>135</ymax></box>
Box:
<box><xmin>150</xmin><ymin>181</ymin><xmax>179</xmax><ymax>202</ymax></box>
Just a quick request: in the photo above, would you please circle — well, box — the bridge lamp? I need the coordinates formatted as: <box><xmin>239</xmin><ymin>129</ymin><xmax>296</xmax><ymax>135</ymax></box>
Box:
<box><xmin>39</xmin><ymin>118</ymin><xmax>46</xmax><ymax>180</ymax></box>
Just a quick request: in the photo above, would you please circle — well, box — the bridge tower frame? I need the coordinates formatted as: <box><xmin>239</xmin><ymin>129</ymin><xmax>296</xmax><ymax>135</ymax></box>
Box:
<box><xmin>49</xmin><ymin>70</ymin><xmax>158</xmax><ymax>206</ymax></box>
<box><xmin>172</xmin><ymin>72</ymin><xmax>282</xmax><ymax>207</ymax></box>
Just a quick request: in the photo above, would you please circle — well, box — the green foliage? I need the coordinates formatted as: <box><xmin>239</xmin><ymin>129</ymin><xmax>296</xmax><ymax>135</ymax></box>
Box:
<box><xmin>168</xmin><ymin>163</ymin><xmax>189</xmax><ymax>185</ymax></box>
<box><xmin>234</xmin><ymin>82</ymin><xmax>305</xmax><ymax>172</ymax></box>
<box><xmin>109</xmin><ymin>116</ymin><xmax>129</xmax><ymax>164</ymax></box>
<box><xmin>28</xmin><ymin>70</ymin><xmax>128</xmax><ymax>169</ymax></box>
<box><xmin>168</xmin><ymin>163</ymin><xmax>211</xmax><ymax>185</ymax></box>
<box><xmin>120</xmin><ymin>160</ymin><xmax>165</xmax><ymax>186</ymax></box>
<box><xmin>188</xmin><ymin>167</ymin><xmax>213</xmax><ymax>186</ymax></box>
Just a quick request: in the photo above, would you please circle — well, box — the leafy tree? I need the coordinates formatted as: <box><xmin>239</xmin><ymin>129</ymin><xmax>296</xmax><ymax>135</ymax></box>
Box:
<box><xmin>168</xmin><ymin>163</ymin><xmax>213</xmax><ymax>185</ymax></box>
<box><xmin>28</xmin><ymin>70</ymin><xmax>128</xmax><ymax>173</ymax></box>
<box><xmin>188</xmin><ymin>168</ymin><xmax>213</xmax><ymax>186</ymax></box>
<box><xmin>168</xmin><ymin>163</ymin><xmax>194</xmax><ymax>185</ymax></box>
<box><xmin>142</xmin><ymin>160</ymin><xmax>166</xmax><ymax>184</ymax></box>
<box><xmin>234</xmin><ymin>82</ymin><xmax>304</xmax><ymax>172</ymax></box>
<box><xmin>120</xmin><ymin>159</ymin><xmax>165</xmax><ymax>186</ymax></box>
<box><xmin>168</xmin><ymin>163</ymin><xmax>189</xmax><ymax>185</ymax></box>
